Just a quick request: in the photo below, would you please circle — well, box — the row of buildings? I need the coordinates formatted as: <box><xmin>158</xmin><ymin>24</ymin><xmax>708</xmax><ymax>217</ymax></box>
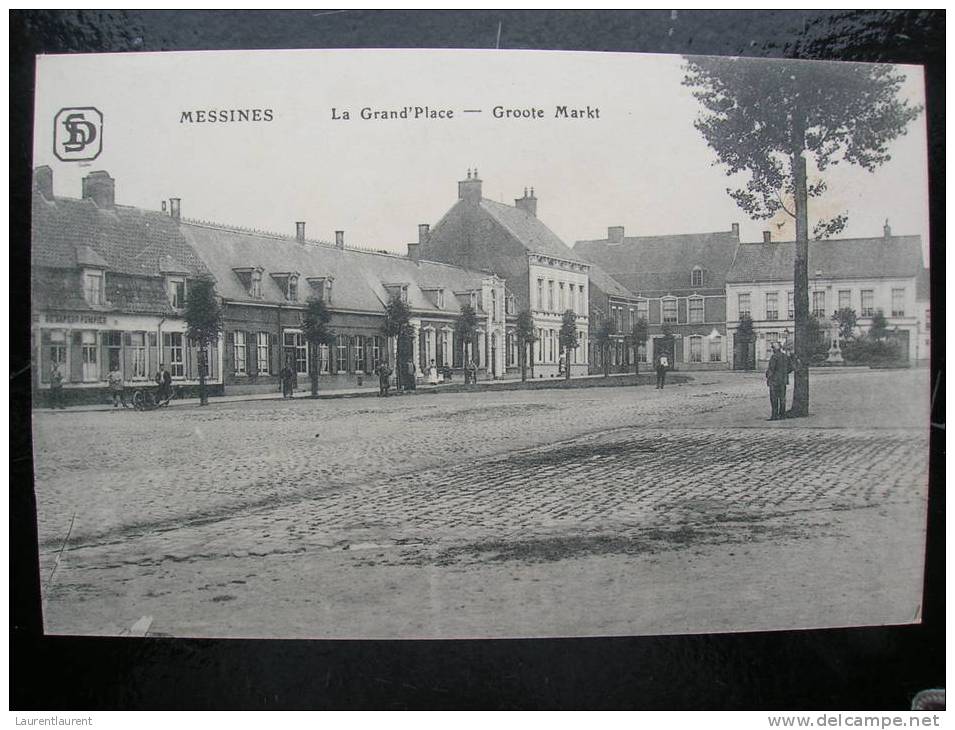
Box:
<box><xmin>31</xmin><ymin>166</ymin><xmax>930</xmax><ymax>404</ymax></box>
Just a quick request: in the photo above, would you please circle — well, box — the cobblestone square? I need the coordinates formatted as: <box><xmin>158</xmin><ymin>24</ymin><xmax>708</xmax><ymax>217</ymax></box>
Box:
<box><xmin>31</xmin><ymin>369</ymin><xmax>930</xmax><ymax>638</ymax></box>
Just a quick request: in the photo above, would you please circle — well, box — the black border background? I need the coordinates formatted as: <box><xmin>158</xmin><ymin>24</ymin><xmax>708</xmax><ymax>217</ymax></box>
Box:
<box><xmin>10</xmin><ymin>10</ymin><xmax>945</xmax><ymax>710</ymax></box>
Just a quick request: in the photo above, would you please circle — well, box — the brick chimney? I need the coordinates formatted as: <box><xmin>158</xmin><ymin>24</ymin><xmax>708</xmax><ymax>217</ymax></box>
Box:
<box><xmin>82</xmin><ymin>170</ymin><xmax>115</xmax><ymax>208</ymax></box>
<box><xmin>418</xmin><ymin>223</ymin><xmax>430</xmax><ymax>245</ymax></box>
<box><xmin>33</xmin><ymin>165</ymin><xmax>53</xmax><ymax>199</ymax></box>
<box><xmin>458</xmin><ymin>168</ymin><xmax>482</xmax><ymax>204</ymax></box>
<box><xmin>515</xmin><ymin>187</ymin><xmax>537</xmax><ymax>217</ymax></box>
<box><xmin>169</xmin><ymin>198</ymin><xmax>181</xmax><ymax>221</ymax></box>
<box><xmin>763</xmin><ymin>230</ymin><xmax>772</xmax><ymax>243</ymax></box>
<box><xmin>335</xmin><ymin>230</ymin><xmax>345</xmax><ymax>249</ymax></box>
<box><xmin>296</xmin><ymin>221</ymin><xmax>306</xmax><ymax>243</ymax></box>
<box><xmin>608</xmin><ymin>226</ymin><xmax>625</xmax><ymax>244</ymax></box>
<box><xmin>731</xmin><ymin>222</ymin><xmax>740</xmax><ymax>239</ymax></box>
<box><xmin>407</xmin><ymin>243</ymin><xmax>420</xmax><ymax>261</ymax></box>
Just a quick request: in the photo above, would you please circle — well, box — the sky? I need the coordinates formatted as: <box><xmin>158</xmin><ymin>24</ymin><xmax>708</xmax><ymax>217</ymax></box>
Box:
<box><xmin>34</xmin><ymin>49</ymin><xmax>930</xmax><ymax>264</ymax></box>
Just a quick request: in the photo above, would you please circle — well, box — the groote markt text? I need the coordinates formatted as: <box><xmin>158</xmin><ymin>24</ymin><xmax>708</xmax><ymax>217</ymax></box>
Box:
<box><xmin>330</xmin><ymin>105</ymin><xmax>601</xmax><ymax>120</ymax></box>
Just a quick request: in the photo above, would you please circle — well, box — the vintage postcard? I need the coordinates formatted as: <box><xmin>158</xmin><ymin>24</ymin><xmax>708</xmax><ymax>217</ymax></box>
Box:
<box><xmin>30</xmin><ymin>49</ymin><xmax>930</xmax><ymax>639</ymax></box>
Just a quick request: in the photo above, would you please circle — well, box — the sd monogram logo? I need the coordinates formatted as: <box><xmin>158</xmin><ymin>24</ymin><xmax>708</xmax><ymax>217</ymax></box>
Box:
<box><xmin>53</xmin><ymin>107</ymin><xmax>103</xmax><ymax>161</ymax></box>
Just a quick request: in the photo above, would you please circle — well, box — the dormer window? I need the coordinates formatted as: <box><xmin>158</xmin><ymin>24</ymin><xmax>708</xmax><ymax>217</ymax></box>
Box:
<box><xmin>250</xmin><ymin>269</ymin><xmax>263</xmax><ymax>298</ymax></box>
<box><xmin>287</xmin><ymin>275</ymin><xmax>299</xmax><ymax>302</ymax></box>
<box><xmin>167</xmin><ymin>277</ymin><xmax>186</xmax><ymax>309</ymax></box>
<box><xmin>83</xmin><ymin>269</ymin><xmax>104</xmax><ymax>305</ymax></box>
<box><xmin>384</xmin><ymin>283</ymin><xmax>410</xmax><ymax>304</ymax></box>
<box><xmin>691</xmin><ymin>267</ymin><xmax>704</xmax><ymax>287</ymax></box>
<box><xmin>307</xmin><ymin>276</ymin><xmax>334</xmax><ymax>303</ymax></box>
<box><xmin>422</xmin><ymin>287</ymin><xmax>445</xmax><ymax>309</ymax></box>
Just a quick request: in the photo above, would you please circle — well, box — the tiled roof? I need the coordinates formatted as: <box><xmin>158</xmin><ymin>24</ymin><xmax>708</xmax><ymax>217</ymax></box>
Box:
<box><xmin>726</xmin><ymin>236</ymin><xmax>925</xmax><ymax>283</ymax></box>
<box><xmin>480</xmin><ymin>199</ymin><xmax>585</xmax><ymax>264</ymax></box>
<box><xmin>586</xmin><ymin>260</ymin><xmax>636</xmax><ymax>299</ymax></box>
<box><xmin>574</xmin><ymin>230</ymin><xmax>739</xmax><ymax>294</ymax></box>
<box><xmin>32</xmin><ymin>193</ymin><xmax>209</xmax><ymax>278</ymax></box>
<box><xmin>179</xmin><ymin>221</ymin><xmax>491</xmax><ymax>316</ymax></box>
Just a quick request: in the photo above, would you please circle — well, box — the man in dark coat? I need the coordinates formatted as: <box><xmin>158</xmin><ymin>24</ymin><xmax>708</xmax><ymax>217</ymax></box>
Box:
<box><xmin>765</xmin><ymin>342</ymin><xmax>791</xmax><ymax>420</ymax></box>
<box><xmin>155</xmin><ymin>363</ymin><xmax>172</xmax><ymax>401</ymax></box>
<box><xmin>377</xmin><ymin>362</ymin><xmax>392</xmax><ymax>397</ymax></box>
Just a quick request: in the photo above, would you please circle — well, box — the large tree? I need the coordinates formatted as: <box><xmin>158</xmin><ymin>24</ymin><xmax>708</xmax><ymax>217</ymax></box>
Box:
<box><xmin>558</xmin><ymin>309</ymin><xmax>579</xmax><ymax>381</ymax></box>
<box><xmin>301</xmin><ymin>296</ymin><xmax>336</xmax><ymax>398</ymax></box>
<box><xmin>382</xmin><ymin>295</ymin><xmax>413</xmax><ymax>390</ymax></box>
<box><xmin>183</xmin><ymin>276</ymin><xmax>223</xmax><ymax>407</ymax></box>
<box><xmin>515</xmin><ymin>309</ymin><xmax>537</xmax><ymax>382</ymax></box>
<box><xmin>683</xmin><ymin>56</ymin><xmax>921</xmax><ymax>416</ymax></box>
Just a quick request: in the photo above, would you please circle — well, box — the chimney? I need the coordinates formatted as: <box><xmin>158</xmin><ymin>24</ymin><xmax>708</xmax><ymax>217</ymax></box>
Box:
<box><xmin>161</xmin><ymin>200</ymin><xmax>167</xmax><ymax>213</ymax></box>
<box><xmin>335</xmin><ymin>230</ymin><xmax>345</xmax><ymax>249</ymax></box>
<box><xmin>33</xmin><ymin>165</ymin><xmax>53</xmax><ymax>200</ymax></box>
<box><xmin>169</xmin><ymin>197</ymin><xmax>181</xmax><ymax>221</ymax></box>
<box><xmin>884</xmin><ymin>219</ymin><xmax>892</xmax><ymax>238</ymax></box>
<box><xmin>515</xmin><ymin>186</ymin><xmax>537</xmax><ymax>217</ymax></box>
<box><xmin>81</xmin><ymin>170</ymin><xmax>115</xmax><ymax>208</ymax></box>
<box><xmin>457</xmin><ymin>168</ymin><xmax>483</xmax><ymax>204</ymax></box>
<box><xmin>608</xmin><ymin>226</ymin><xmax>625</xmax><ymax>244</ymax></box>
<box><xmin>296</xmin><ymin>221</ymin><xmax>306</xmax><ymax>243</ymax></box>
<box><xmin>731</xmin><ymin>222</ymin><xmax>740</xmax><ymax>239</ymax></box>
<box><xmin>418</xmin><ymin>223</ymin><xmax>431</xmax><ymax>245</ymax></box>
<box><xmin>763</xmin><ymin>230</ymin><xmax>772</xmax><ymax>243</ymax></box>
<box><xmin>407</xmin><ymin>243</ymin><xmax>420</xmax><ymax>261</ymax></box>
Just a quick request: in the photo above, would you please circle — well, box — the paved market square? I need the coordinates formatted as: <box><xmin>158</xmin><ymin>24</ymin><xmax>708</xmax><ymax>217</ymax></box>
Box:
<box><xmin>31</xmin><ymin>368</ymin><xmax>930</xmax><ymax>638</ymax></box>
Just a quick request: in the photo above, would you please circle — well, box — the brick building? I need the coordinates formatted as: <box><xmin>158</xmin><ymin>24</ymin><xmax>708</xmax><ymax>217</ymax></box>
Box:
<box><xmin>31</xmin><ymin>167</ymin><xmax>221</xmax><ymax>406</ymax></box>
<box><xmin>419</xmin><ymin>171</ymin><xmax>590</xmax><ymax>378</ymax></box>
<box><xmin>574</xmin><ymin>225</ymin><xmax>740</xmax><ymax>370</ymax></box>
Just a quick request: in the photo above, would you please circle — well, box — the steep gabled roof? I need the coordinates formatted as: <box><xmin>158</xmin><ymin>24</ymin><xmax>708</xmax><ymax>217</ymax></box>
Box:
<box><xmin>31</xmin><ymin>193</ymin><xmax>208</xmax><ymax>278</ymax></box>
<box><xmin>586</xmin><ymin>259</ymin><xmax>637</xmax><ymax>299</ymax></box>
<box><xmin>480</xmin><ymin>199</ymin><xmax>585</xmax><ymax>264</ymax></box>
<box><xmin>179</xmin><ymin>221</ymin><xmax>491</xmax><ymax>316</ymax></box>
<box><xmin>726</xmin><ymin>235</ymin><xmax>925</xmax><ymax>283</ymax></box>
<box><xmin>574</xmin><ymin>230</ymin><xmax>739</xmax><ymax>294</ymax></box>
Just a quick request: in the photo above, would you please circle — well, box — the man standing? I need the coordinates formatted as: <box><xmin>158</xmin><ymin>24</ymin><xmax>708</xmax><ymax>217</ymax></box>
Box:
<box><xmin>155</xmin><ymin>363</ymin><xmax>172</xmax><ymax>401</ymax></box>
<box><xmin>49</xmin><ymin>361</ymin><xmax>65</xmax><ymax>409</ymax></box>
<box><xmin>107</xmin><ymin>364</ymin><xmax>125</xmax><ymax>408</ymax></box>
<box><xmin>377</xmin><ymin>362</ymin><xmax>392</xmax><ymax>397</ymax></box>
<box><xmin>655</xmin><ymin>353</ymin><xmax>669</xmax><ymax>389</ymax></box>
<box><xmin>765</xmin><ymin>342</ymin><xmax>791</xmax><ymax>420</ymax></box>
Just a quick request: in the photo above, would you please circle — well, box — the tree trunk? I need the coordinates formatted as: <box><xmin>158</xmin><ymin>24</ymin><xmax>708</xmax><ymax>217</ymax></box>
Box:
<box><xmin>310</xmin><ymin>342</ymin><xmax>319</xmax><ymax>398</ymax></box>
<box><xmin>635</xmin><ymin>345</ymin><xmax>640</xmax><ymax>376</ymax></box>
<box><xmin>520</xmin><ymin>339</ymin><xmax>527</xmax><ymax>382</ymax></box>
<box><xmin>790</xmin><ymin>152</ymin><xmax>811</xmax><ymax>417</ymax></box>
<box><xmin>603</xmin><ymin>346</ymin><xmax>609</xmax><ymax>378</ymax></box>
<box><xmin>564</xmin><ymin>345</ymin><xmax>571</xmax><ymax>380</ymax></box>
<box><xmin>198</xmin><ymin>346</ymin><xmax>208</xmax><ymax>406</ymax></box>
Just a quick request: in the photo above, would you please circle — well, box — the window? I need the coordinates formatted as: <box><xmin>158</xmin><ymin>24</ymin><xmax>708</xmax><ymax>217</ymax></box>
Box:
<box><xmin>104</xmin><ymin>331</ymin><xmax>122</xmax><ymax>371</ymax></box>
<box><xmin>284</xmin><ymin>331</ymin><xmax>308</xmax><ymax>374</ymax></box>
<box><xmin>628</xmin><ymin>308</ymin><xmax>635</xmax><ymax>331</ymax></box>
<box><xmin>547</xmin><ymin>280</ymin><xmax>554</xmax><ymax>311</ymax></box>
<box><xmin>689</xmin><ymin>297</ymin><xmax>704</xmax><ymax>324</ymax></box>
<box><xmin>354</xmin><ymin>335</ymin><xmax>366</xmax><ymax>372</ymax></box>
<box><xmin>537</xmin><ymin>279</ymin><xmax>544</xmax><ymax>309</ymax></box>
<box><xmin>319</xmin><ymin>343</ymin><xmax>331</xmax><ymax>373</ymax></box>
<box><xmin>81</xmin><ymin>331</ymin><xmax>98</xmax><ymax>381</ymax></box>
<box><xmin>250</xmin><ymin>269</ymin><xmax>263</xmax><ymax>298</ymax></box>
<box><xmin>691</xmin><ymin>267</ymin><xmax>703</xmax><ymax>287</ymax></box>
<box><xmin>689</xmin><ymin>336</ymin><xmax>703</xmax><ymax>362</ymax></box>
<box><xmin>287</xmin><ymin>276</ymin><xmax>299</xmax><ymax>302</ymax></box>
<box><xmin>708</xmin><ymin>336</ymin><xmax>722</xmax><ymax>362</ymax></box>
<box><xmin>164</xmin><ymin>332</ymin><xmax>184</xmax><ymax>377</ymax></box>
<box><xmin>738</xmin><ymin>293</ymin><xmax>751</xmax><ymax>318</ymax></box>
<box><xmin>559</xmin><ymin>282</ymin><xmax>565</xmax><ymax>311</ymax></box>
<box><xmin>490</xmin><ymin>290</ymin><xmax>497</xmax><ymax>321</ymax></box>
<box><xmin>234</xmin><ymin>331</ymin><xmax>247</xmax><ymax>374</ymax></box>
<box><xmin>168</xmin><ymin>278</ymin><xmax>186</xmax><ymax>309</ymax></box>
<box><xmin>765</xmin><ymin>291</ymin><xmax>779</xmax><ymax>320</ymax></box>
<box><xmin>578</xmin><ymin>285</ymin><xmax>585</xmax><ymax>314</ymax></box>
<box><xmin>372</xmin><ymin>336</ymin><xmax>382</xmax><ymax>370</ymax></box>
<box><xmin>636</xmin><ymin>343</ymin><xmax>647</xmax><ymax>363</ymax></box>
<box><xmin>636</xmin><ymin>300</ymin><xmax>648</xmax><ymax>321</ymax></box>
<box><xmin>128</xmin><ymin>332</ymin><xmax>146</xmax><ymax>378</ymax></box>
<box><xmin>84</xmin><ymin>271</ymin><xmax>104</xmax><ymax>305</ymax></box>
<box><xmin>787</xmin><ymin>291</ymin><xmax>794</xmax><ymax>319</ymax></box>
<box><xmin>569</xmin><ymin>284</ymin><xmax>575</xmax><ymax>313</ymax></box>
<box><xmin>838</xmin><ymin>290</ymin><xmax>851</xmax><ymax>310</ymax></box>
<box><xmin>257</xmin><ymin>332</ymin><xmax>270</xmax><ymax>375</ymax></box>
<box><xmin>891</xmin><ymin>288</ymin><xmax>905</xmax><ymax>317</ymax></box>
<box><xmin>812</xmin><ymin>291</ymin><xmax>826</xmax><ymax>318</ymax></box>
<box><xmin>861</xmin><ymin>290</ymin><xmax>875</xmax><ymax>317</ymax></box>
<box><xmin>336</xmin><ymin>334</ymin><xmax>349</xmax><ymax>373</ymax></box>
<box><xmin>662</xmin><ymin>298</ymin><xmax>678</xmax><ymax>323</ymax></box>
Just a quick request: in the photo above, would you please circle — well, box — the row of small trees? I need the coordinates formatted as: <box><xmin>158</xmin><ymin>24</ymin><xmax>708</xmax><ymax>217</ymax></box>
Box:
<box><xmin>592</xmin><ymin>315</ymin><xmax>651</xmax><ymax>378</ymax></box>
